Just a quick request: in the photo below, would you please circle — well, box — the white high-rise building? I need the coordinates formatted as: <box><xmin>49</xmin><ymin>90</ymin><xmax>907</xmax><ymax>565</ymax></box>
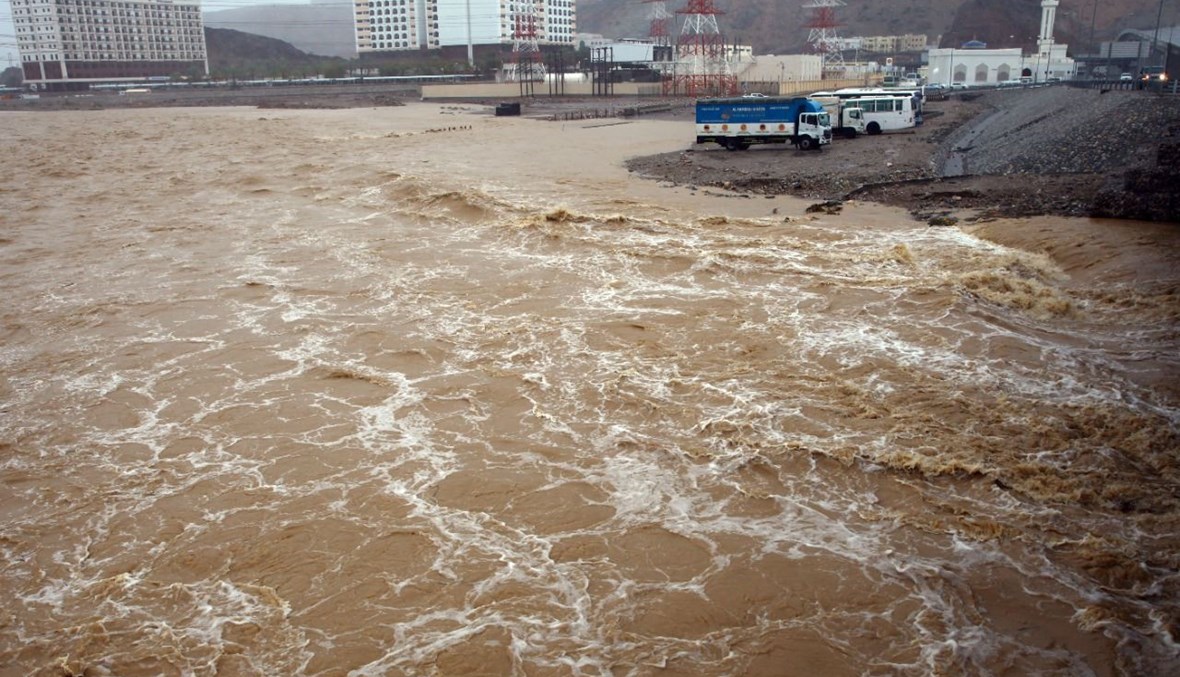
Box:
<box><xmin>12</xmin><ymin>0</ymin><xmax>208</xmax><ymax>88</ymax></box>
<box><xmin>354</xmin><ymin>0</ymin><xmax>575</xmax><ymax>54</ymax></box>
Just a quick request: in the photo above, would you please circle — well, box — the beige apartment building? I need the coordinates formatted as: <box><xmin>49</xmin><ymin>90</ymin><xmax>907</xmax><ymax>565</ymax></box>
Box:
<box><xmin>12</xmin><ymin>0</ymin><xmax>208</xmax><ymax>88</ymax></box>
<box><xmin>859</xmin><ymin>33</ymin><xmax>928</xmax><ymax>54</ymax></box>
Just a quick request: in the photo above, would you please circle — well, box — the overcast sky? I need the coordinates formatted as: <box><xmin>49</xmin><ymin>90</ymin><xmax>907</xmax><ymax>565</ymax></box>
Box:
<box><xmin>1</xmin><ymin>0</ymin><xmax>335</xmax><ymax>73</ymax></box>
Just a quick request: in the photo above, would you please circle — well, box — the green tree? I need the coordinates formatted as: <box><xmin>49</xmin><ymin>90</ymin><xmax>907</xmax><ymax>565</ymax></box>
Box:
<box><xmin>1</xmin><ymin>66</ymin><xmax>23</xmax><ymax>88</ymax></box>
<box><xmin>321</xmin><ymin>62</ymin><xmax>347</xmax><ymax>79</ymax></box>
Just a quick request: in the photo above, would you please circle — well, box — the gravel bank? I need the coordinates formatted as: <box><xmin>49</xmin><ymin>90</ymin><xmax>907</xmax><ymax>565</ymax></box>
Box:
<box><xmin>934</xmin><ymin>87</ymin><xmax>1179</xmax><ymax>222</ymax></box>
<box><xmin>942</xmin><ymin>87</ymin><xmax>1175</xmax><ymax>174</ymax></box>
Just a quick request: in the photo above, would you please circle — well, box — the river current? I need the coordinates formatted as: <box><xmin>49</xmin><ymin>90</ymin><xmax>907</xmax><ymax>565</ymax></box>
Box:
<box><xmin>1</xmin><ymin>104</ymin><xmax>1177</xmax><ymax>676</ymax></box>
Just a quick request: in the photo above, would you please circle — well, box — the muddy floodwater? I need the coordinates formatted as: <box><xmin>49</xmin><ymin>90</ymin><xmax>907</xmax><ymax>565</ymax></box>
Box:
<box><xmin>1</xmin><ymin>104</ymin><xmax>1178</xmax><ymax>676</ymax></box>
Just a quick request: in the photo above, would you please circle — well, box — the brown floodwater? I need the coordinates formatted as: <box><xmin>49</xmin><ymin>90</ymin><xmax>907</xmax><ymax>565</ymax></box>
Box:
<box><xmin>1</xmin><ymin>104</ymin><xmax>1177</xmax><ymax>676</ymax></box>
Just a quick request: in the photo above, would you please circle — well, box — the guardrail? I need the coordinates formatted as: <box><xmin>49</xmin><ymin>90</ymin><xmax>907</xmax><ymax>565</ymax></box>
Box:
<box><xmin>1069</xmin><ymin>78</ymin><xmax>1178</xmax><ymax>94</ymax></box>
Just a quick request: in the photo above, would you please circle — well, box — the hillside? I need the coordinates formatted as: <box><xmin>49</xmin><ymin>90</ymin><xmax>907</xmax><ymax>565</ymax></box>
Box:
<box><xmin>576</xmin><ymin>0</ymin><xmax>1167</xmax><ymax>56</ymax></box>
<box><xmin>204</xmin><ymin>27</ymin><xmax>332</xmax><ymax>76</ymax></box>
<box><xmin>203</xmin><ymin>3</ymin><xmax>357</xmax><ymax>58</ymax></box>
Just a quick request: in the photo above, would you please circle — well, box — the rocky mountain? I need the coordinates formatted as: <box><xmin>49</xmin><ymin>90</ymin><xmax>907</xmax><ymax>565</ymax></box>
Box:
<box><xmin>204</xmin><ymin>27</ymin><xmax>332</xmax><ymax>76</ymax></box>
<box><xmin>576</xmin><ymin>0</ymin><xmax>1168</xmax><ymax>56</ymax></box>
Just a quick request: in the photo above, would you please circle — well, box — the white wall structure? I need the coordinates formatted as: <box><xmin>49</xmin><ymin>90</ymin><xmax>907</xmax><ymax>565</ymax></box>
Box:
<box><xmin>12</xmin><ymin>0</ymin><xmax>208</xmax><ymax>87</ymax></box>
<box><xmin>1026</xmin><ymin>43</ymin><xmax>1074</xmax><ymax>81</ymax></box>
<box><xmin>355</xmin><ymin>0</ymin><xmax>575</xmax><ymax>54</ymax></box>
<box><xmin>587</xmin><ymin>40</ymin><xmax>660</xmax><ymax>64</ymax></box>
<box><xmin>927</xmin><ymin>48</ymin><xmax>1024</xmax><ymax>86</ymax></box>
<box><xmin>738</xmin><ymin>54</ymin><xmax>824</xmax><ymax>83</ymax></box>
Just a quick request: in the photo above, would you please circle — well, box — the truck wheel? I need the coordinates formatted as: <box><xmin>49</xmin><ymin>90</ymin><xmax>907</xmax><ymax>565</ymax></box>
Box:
<box><xmin>867</xmin><ymin>122</ymin><xmax>882</xmax><ymax>135</ymax></box>
<box><xmin>798</xmin><ymin>136</ymin><xmax>815</xmax><ymax>151</ymax></box>
<box><xmin>723</xmin><ymin>139</ymin><xmax>739</xmax><ymax>151</ymax></box>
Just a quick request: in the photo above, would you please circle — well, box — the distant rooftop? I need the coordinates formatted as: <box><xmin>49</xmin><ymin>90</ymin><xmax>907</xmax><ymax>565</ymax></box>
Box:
<box><xmin>1116</xmin><ymin>26</ymin><xmax>1180</xmax><ymax>49</ymax></box>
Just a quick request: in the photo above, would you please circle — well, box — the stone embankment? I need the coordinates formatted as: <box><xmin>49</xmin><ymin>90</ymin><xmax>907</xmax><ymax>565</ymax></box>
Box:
<box><xmin>937</xmin><ymin>86</ymin><xmax>1179</xmax><ymax>221</ymax></box>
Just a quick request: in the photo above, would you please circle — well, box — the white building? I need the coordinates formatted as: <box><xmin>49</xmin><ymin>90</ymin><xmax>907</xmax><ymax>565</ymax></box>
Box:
<box><xmin>355</xmin><ymin>0</ymin><xmax>576</xmax><ymax>53</ymax></box>
<box><xmin>927</xmin><ymin>46</ymin><xmax>1024</xmax><ymax>86</ymax></box>
<box><xmin>12</xmin><ymin>0</ymin><xmax>208</xmax><ymax>88</ymax></box>
<box><xmin>926</xmin><ymin>0</ymin><xmax>1074</xmax><ymax>86</ymax></box>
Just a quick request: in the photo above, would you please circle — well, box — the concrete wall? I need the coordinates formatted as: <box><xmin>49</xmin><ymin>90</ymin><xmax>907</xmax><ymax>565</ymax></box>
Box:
<box><xmin>421</xmin><ymin>81</ymin><xmax>651</xmax><ymax>99</ymax></box>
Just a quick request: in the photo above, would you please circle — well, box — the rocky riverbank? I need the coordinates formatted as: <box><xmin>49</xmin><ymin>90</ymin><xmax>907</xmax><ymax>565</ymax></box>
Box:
<box><xmin>625</xmin><ymin>87</ymin><xmax>1180</xmax><ymax>224</ymax></box>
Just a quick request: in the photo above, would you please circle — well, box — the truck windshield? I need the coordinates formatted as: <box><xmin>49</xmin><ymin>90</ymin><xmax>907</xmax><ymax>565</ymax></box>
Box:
<box><xmin>818</xmin><ymin>112</ymin><xmax>831</xmax><ymax>126</ymax></box>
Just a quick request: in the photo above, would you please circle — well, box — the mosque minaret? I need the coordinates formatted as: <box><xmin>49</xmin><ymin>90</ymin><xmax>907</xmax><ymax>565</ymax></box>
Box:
<box><xmin>1038</xmin><ymin>0</ymin><xmax>1060</xmax><ymax>55</ymax></box>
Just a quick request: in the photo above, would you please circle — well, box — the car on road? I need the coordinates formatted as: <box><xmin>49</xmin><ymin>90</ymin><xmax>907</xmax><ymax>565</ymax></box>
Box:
<box><xmin>923</xmin><ymin>83</ymin><xmax>948</xmax><ymax>100</ymax></box>
<box><xmin>1140</xmin><ymin>66</ymin><xmax>1168</xmax><ymax>84</ymax></box>
<box><xmin>1120</xmin><ymin>73</ymin><xmax>1133</xmax><ymax>81</ymax></box>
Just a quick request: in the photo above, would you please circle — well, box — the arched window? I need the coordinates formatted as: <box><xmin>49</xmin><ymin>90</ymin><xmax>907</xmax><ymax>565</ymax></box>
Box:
<box><xmin>975</xmin><ymin>64</ymin><xmax>989</xmax><ymax>82</ymax></box>
<box><xmin>997</xmin><ymin>64</ymin><xmax>1011</xmax><ymax>81</ymax></box>
<box><xmin>953</xmin><ymin>64</ymin><xmax>967</xmax><ymax>83</ymax></box>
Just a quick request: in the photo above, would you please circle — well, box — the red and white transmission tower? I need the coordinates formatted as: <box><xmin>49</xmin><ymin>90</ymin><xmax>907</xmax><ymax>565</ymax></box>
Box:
<box><xmin>668</xmin><ymin>0</ymin><xmax>738</xmax><ymax>97</ymax></box>
<box><xmin>803</xmin><ymin>0</ymin><xmax>847</xmax><ymax>76</ymax></box>
<box><xmin>643</xmin><ymin>0</ymin><xmax>673</xmax><ymax>46</ymax></box>
<box><xmin>510</xmin><ymin>0</ymin><xmax>546</xmax><ymax>92</ymax></box>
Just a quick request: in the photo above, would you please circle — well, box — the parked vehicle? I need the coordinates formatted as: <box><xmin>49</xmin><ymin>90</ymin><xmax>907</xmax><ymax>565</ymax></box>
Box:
<box><xmin>1120</xmin><ymin>73</ymin><xmax>1133</xmax><ymax>81</ymax></box>
<box><xmin>813</xmin><ymin>96</ymin><xmax>868</xmax><ymax>138</ymax></box>
<box><xmin>810</xmin><ymin>87</ymin><xmax>922</xmax><ymax>135</ymax></box>
<box><xmin>923</xmin><ymin>83</ymin><xmax>948</xmax><ymax>100</ymax></box>
<box><xmin>695</xmin><ymin>96</ymin><xmax>832</xmax><ymax>151</ymax></box>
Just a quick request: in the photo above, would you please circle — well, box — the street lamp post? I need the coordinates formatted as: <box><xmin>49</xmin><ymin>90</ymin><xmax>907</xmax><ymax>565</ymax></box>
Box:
<box><xmin>1090</xmin><ymin>0</ymin><xmax>1099</xmax><ymax>56</ymax></box>
<box><xmin>1152</xmin><ymin>0</ymin><xmax>1166</xmax><ymax>68</ymax></box>
<box><xmin>466</xmin><ymin>0</ymin><xmax>474</xmax><ymax>69</ymax></box>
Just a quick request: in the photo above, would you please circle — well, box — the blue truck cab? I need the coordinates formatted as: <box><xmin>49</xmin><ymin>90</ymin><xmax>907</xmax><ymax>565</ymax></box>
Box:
<box><xmin>695</xmin><ymin>96</ymin><xmax>833</xmax><ymax>151</ymax></box>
